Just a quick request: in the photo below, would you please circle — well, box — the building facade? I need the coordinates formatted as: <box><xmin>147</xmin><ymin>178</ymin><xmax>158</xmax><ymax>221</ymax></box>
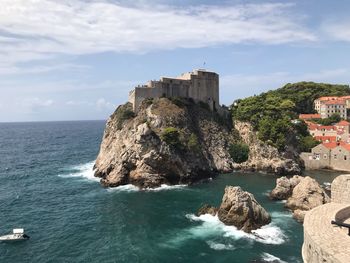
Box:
<box><xmin>301</xmin><ymin>142</ymin><xmax>350</xmax><ymax>171</ymax></box>
<box><xmin>314</xmin><ymin>96</ymin><xmax>349</xmax><ymax>119</ymax></box>
<box><xmin>128</xmin><ymin>69</ymin><xmax>219</xmax><ymax>113</ymax></box>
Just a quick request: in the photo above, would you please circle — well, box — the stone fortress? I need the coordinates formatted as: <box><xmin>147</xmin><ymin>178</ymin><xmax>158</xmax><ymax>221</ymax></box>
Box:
<box><xmin>128</xmin><ymin>69</ymin><xmax>220</xmax><ymax>113</ymax></box>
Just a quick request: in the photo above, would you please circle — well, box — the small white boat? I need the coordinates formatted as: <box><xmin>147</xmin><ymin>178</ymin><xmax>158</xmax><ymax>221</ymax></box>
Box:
<box><xmin>0</xmin><ymin>229</ymin><xmax>30</xmax><ymax>241</ymax></box>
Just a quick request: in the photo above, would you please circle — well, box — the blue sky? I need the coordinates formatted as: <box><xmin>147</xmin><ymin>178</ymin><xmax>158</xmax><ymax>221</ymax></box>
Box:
<box><xmin>1</xmin><ymin>0</ymin><xmax>350</xmax><ymax>122</ymax></box>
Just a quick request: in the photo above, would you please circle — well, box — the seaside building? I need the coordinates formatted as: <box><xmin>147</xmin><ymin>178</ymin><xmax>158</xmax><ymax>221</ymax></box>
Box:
<box><xmin>300</xmin><ymin>141</ymin><xmax>350</xmax><ymax>171</ymax></box>
<box><xmin>314</xmin><ymin>96</ymin><xmax>349</xmax><ymax>119</ymax></box>
<box><xmin>128</xmin><ymin>69</ymin><xmax>220</xmax><ymax>113</ymax></box>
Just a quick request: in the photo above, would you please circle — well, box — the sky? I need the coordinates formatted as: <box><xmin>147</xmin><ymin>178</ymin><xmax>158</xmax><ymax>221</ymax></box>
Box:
<box><xmin>1</xmin><ymin>0</ymin><xmax>350</xmax><ymax>122</ymax></box>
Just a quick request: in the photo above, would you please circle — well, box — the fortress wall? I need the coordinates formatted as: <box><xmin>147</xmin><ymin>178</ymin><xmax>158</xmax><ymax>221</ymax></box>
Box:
<box><xmin>331</xmin><ymin>174</ymin><xmax>350</xmax><ymax>203</ymax></box>
<box><xmin>302</xmin><ymin>203</ymin><xmax>350</xmax><ymax>263</ymax></box>
<box><xmin>129</xmin><ymin>70</ymin><xmax>220</xmax><ymax>112</ymax></box>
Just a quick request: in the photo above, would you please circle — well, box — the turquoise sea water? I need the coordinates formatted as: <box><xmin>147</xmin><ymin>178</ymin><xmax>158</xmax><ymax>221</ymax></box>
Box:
<box><xmin>0</xmin><ymin>121</ymin><xmax>342</xmax><ymax>263</ymax></box>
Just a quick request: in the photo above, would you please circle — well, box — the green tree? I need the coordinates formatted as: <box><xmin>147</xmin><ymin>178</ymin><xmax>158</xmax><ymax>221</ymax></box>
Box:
<box><xmin>229</xmin><ymin>143</ymin><xmax>250</xmax><ymax>163</ymax></box>
<box><xmin>161</xmin><ymin>127</ymin><xmax>182</xmax><ymax>149</ymax></box>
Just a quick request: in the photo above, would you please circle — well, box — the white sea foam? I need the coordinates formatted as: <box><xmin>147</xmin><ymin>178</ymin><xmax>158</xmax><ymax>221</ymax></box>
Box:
<box><xmin>58</xmin><ymin>161</ymin><xmax>99</xmax><ymax>182</ymax></box>
<box><xmin>145</xmin><ymin>184</ymin><xmax>187</xmax><ymax>192</ymax></box>
<box><xmin>106</xmin><ymin>184</ymin><xmax>140</xmax><ymax>192</ymax></box>
<box><xmin>186</xmin><ymin>213</ymin><xmax>286</xmax><ymax>245</ymax></box>
<box><xmin>206</xmin><ymin>241</ymin><xmax>235</xmax><ymax>250</ymax></box>
<box><xmin>261</xmin><ymin>252</ymin><xmax>287</xmax><ymax>262</ymax></box>
<box><xmin>106</xmin><ymin>184</ymin><xmax>187</xmax><ymax>193</ymax></box>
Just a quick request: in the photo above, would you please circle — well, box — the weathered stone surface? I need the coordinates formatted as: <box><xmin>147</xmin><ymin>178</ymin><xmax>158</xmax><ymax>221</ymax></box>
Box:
<box><xmin>94</xmin><ymin>98</ymin><xmax>236</xmax><ymax>188</ymax></box>
<box><xmin>217</xmin><ymin>186</ymin><xmax>271</xmax><ymax>232</ymax></box>
<box><xmin>286</xmin><ymin>176</ymin><xmax>330</xmax><ymax>222</ymax></box>
<box><xmin>270</xmin><ymin>175</ymin><xmax>302</xmax><ymax>200</ymax></box>
<box><xmin>197</xmin><ymin>204</ymin><xmax>218</xmax><ymax>216</ymax></box>
<box><xmin>233</xmin><ymin>121</ymin><xmax>302</xmax><ymax>175</ymax></box>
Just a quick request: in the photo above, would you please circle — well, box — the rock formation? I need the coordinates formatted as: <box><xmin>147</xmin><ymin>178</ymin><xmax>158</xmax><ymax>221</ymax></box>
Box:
<box><xmin>197</xmin><ymin>204</ymin><xmax>217</xmax><ymax>216</ymax></box>
<box><xmin>218</xmin><ymin>186</ymin><xmax>271</xmax><ymax>232</ymax></box>
<box><xmin>233</xmin><ymin>121</ymin><xmax>301</xmax><ymax>175</ymax></box>
<box><xmin>270</xmin><ymin>175</ymin><xmax>302</xmax><ymax>200</ymax></box>
<box><xmin>197</xmin><ymin>186</ymin><xmax>271</xmax><ymax>232</ymax></box>
<box><xmin>94</xmin><ymin>98</ymin><xmax>236</xmax><ymax>188</ymax></box>
<box><xmin>285</xmin><ymin>176</ymin><xmax>330</xmax><ymax>222</ymax></box>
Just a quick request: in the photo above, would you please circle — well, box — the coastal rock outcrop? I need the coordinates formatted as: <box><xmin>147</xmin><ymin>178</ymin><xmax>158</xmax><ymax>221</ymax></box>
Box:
<box><xmin>233</xmin><ymin>121</ymin><xmax>301</xmax><ymax>175</ymax></box>
<box><xmin>197</xmin><ymin>204</ymin><xmax>218</xmax><ymax>216</ymax></box>
<box><xmin>94</xmin><ymin>98</ymin><xmax>236</xmax><ymax>188</ymax></box>
<box><xmin>218</xmin><ymin>186</ymin><xmax>271</xmax><ymax>232</ymax></box>
<box><xmin>285</xmin><ymin>176</ymin><xmax>330</xmax><ymax>222</ymax></box>
<box><xmin>270</xmin><ymin>175</ymin><xmax>302</xmax><ymax>200</ymax></box>
<box><xmin>197</xmin><ymin>186</ymin><xmax>271</xmax><ymax>232</ymax></box>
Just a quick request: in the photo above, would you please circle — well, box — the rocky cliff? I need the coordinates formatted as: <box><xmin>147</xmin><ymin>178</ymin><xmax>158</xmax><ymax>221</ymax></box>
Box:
<box><xmin>233</xmin><ymin>121</ymin><xmax>301</xmax><ymax>175</ymax></box>
<box><xmin>94</xmin><ymin>98</ymin><xmax>236</xmax><ymax>188</ymax></box>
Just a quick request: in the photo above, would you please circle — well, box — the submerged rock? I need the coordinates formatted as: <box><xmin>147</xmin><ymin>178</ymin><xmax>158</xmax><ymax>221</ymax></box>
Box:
<box><xmin>270</xmin><ymin>175</ymin><xmax>302</xmax><ymax>200</ymax></box>
<box><xmin>94</xmin><ymin>98</ymin><xmax>236</xmax><ymax>188</ymax></box>
<box><xmin>285</xmin><ymin>176</ymin><xmax>330</xmax><ymax>222</ymax></box>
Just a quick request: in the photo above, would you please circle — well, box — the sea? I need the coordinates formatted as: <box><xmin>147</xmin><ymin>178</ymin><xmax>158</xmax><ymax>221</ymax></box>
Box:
<box><xmin>0</xmin><ymin>121</ymin><xmax>343</xmax><ymax>263</ymax></box>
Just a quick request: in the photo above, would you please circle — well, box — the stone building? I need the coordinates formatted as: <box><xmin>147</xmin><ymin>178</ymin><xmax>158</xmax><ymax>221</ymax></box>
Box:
<box><xmin>300</xmin><ymin>141</ymin><xmax>350</xmax><ymax>171</ymax></box>
<box><xmin>128</xmin><ymin>69</ymin><xmax>220</xmax><ymax>113</ymax></box>
<box><xmin>314</xmin><ymin>96</ymin><xmax>348</xmax><ymax>119</ymax></box>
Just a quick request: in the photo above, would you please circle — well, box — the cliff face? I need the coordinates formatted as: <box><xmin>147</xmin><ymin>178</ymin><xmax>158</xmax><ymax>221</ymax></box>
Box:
<box><xmin>94</xmin><ymin>98</ymin><xmax>236</xmax><ymax>188</ymax></box>
<box><xmin>233</xmin><ymin>121</ymin><xmax>301</xmax><ymax>175</ymax></box>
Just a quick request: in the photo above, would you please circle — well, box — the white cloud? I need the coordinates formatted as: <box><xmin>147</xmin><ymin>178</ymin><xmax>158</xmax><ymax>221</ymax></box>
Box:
<box><xmin>0</xmin><ymin>0</ymin><xmax>315</xmax><ymax>67</ymax></box>
<box><xmin>323</xmin><ymin>20</ymin><xmax>350</xmax><ymax>42</ymax></box>
<box><xmin>17</xmin><ymin>97</ymin><xmax>54</xmax><ymax>113</ymax></box>
<box><xmin>96</xmin><ymin>98</ymin><xmax>115</xmax><ymax>111</ymax></box>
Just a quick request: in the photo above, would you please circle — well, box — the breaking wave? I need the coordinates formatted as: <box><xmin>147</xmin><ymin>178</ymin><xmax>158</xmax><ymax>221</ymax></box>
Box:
<box><xmin>185</xmin><ymin>213</ymin><xmax>286</xmax><ymax>245</ymax></box>
<box><xmin>107</xmin><ymin>184</ymin><xmax>187</xmax><ymax>193</ymax></box>
<box><xmin>58</xmin><ymin>161</ymin><xmax>99</xmax><ymax>182</ymax></box>
<box><xmin>261</xmin><ymin>252</ymin><xmax>287</xmax><ymax>262</ymax></box>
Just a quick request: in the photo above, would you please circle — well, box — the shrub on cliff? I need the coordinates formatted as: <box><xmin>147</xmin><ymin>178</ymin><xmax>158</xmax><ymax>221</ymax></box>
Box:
<box><xmin>187</xmin><ymin>133</ymin><xmax>200</xmax><ymax>152</ymax></box>
<box><xmin>229</xmin><ymin>143</ymin><xmax>249</xmax><ymax>163</ymax></box>
<box><xmin>111</xmin><ymin>103</ymin><xmax>135</xmax><ymax>130</ymax></box>
<box><xmin>161</xmin><ymin>127</ymin><xmax>182</xmax><ymax>149</ymax></box>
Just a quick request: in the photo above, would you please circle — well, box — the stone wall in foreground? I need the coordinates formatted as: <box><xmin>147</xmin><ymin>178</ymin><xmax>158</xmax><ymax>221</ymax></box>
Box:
<box><xmin>331</xmin><ymin>174</ymin><xmax>350</xmax><ymax>204</ymax></box>
<box><xmin>302</xmin><ymin>174</ymin><xmax>350</xmax><ymax>263</ymax></box>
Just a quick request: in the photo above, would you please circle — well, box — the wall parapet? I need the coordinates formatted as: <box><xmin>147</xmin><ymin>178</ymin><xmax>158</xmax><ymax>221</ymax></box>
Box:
<box><xmin>302</xmin><ymin>203</ymin><xmax>350</xmax><ymax>263</ymax></box>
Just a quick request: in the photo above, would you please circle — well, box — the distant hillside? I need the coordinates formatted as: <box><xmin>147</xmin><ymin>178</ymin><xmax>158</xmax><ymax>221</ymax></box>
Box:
<box><xmin>232</xmin><ymin>82</ymin><xmax>350</xmax><ymax>151</ymax></box>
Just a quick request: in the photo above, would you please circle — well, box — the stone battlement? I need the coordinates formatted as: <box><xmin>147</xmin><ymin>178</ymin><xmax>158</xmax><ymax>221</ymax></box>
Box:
<box><xmin>128</xmin><ymin>69</ymin><xmax>220</xmax><ymax>113</ymax></box>
<box><xmin>302</xmin><ymin>174</ymin><xmax>350</xmax><ymax>263</ymax></box>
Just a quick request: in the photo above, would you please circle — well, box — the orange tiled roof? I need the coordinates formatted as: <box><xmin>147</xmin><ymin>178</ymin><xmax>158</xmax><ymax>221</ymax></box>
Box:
<box><xmin>324</xmin><ymin>99</ymin><xmax>345</xmax><ymax>105</ymax></box>
<box><xmin>315</xmin><ymin>136</ymin><xmax>337</xmax><ymax>142</ymax></box>
<box><xmin>340</xmin><ymin>144</ymin><xmax>350</xmax><ymax>151</ymax></box>
<box><xmin>317</xmin><ymin>96</ymin><xmax>339</xmax><ymax>101</ymax></box>
<box><xmin>341</xmin><ymin>96</ymin><xmax>350</xmax><ymax>100</ymax></box>
<box><xmin>322</xmin><ymin>142</ymin><xmax>339</xmax><ymax>149</ymax></box>
<box><xmin>299</xmin><ymin>114</ymin><xmax>321</xmax><ymax>120</ymax></box>
<box><xmin>336</xmin><ymin>120</ymin><xmax>350</xmax><ymax>126</ymax></box>
<box><xmin>318</xmin><ymin>125</ymin><xmax>336</xmax><ymax>131</ymax></box>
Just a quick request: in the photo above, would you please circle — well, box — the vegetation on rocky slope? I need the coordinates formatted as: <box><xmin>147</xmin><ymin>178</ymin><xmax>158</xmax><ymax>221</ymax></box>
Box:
<box><xmin>232</xmin><ymin>82</ymin><xmax>350</xmax><ymax>151</ymax></box>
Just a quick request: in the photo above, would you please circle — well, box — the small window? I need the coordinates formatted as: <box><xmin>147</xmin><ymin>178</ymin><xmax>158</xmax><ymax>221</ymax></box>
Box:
<box><xmin>323</xmin><ymin>154</ymin><xmax>328</xmax><ymax>159</ymax></box>
<box><xmin>334</xmin><ymin>154</ymin><xmax>337</xmax><ymax>159</ymax></box>
<box><xmin>345</xmin><ymin>155</ymin><xmax>347</xmax><ymax>160</ymax></box>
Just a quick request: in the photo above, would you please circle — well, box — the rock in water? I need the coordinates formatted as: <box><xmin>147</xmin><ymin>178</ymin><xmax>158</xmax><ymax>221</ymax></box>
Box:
<box><xmin>270</xmin><ymin>175</ymin><xmax>302</xmax><ymax>200</ymax></box>
<box><xmin>217</xmin><ymin>186</ymin><xmax>271</xmax><ymax>232</ymax></box>
<box><xmin>94</xmin><ymin>98</ymin><xmax>236</xmax><ymax>188</ymax></box>
<box><xmin>197</xmin><ymin>204</ymin><xmax>218</xmax><ymax>216</ymax></box>
<box><xmin>285</xmin><ymin>176</ymin><xmax>330</xmax><ymax>222</ymax></box>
